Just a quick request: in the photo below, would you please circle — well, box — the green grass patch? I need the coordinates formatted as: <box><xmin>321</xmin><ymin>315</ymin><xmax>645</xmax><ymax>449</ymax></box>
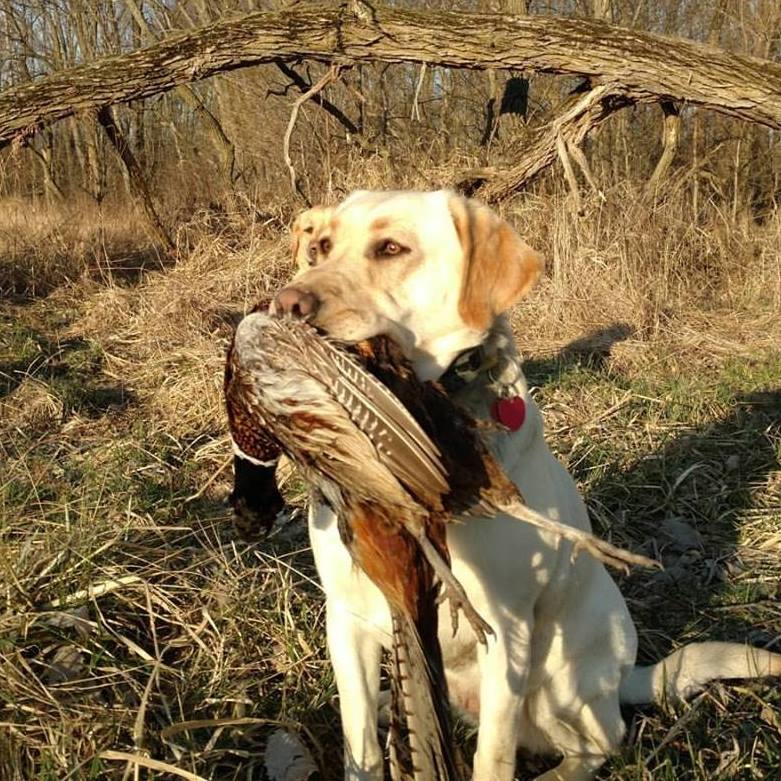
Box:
<box><xmin>1</xmin><ymin>295</ymin><xmax>779</xmax><ymax>780</ymax></box>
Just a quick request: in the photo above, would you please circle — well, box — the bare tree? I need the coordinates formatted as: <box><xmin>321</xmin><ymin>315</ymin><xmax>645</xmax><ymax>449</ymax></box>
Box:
<box><xmin>1</xmin><ymin>1</ymin><xmax>779</xmax><ymax>217</ymax></box>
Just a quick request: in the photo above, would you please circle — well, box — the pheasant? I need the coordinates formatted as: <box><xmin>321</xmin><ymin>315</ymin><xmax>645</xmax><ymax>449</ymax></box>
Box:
<box><xmin>225</xmin><ymin>311</ymin><xmax>660</xmax><ymax>779</ymax></box>
<box><xmin>226</xmin><ymin>314</ymin><xmax>655</xmax><ymax>584</ymax></box>
<box><xmin>226</xmin><ymin>310</ymin><xmax>470</xmax><ymax>780</ymax></box>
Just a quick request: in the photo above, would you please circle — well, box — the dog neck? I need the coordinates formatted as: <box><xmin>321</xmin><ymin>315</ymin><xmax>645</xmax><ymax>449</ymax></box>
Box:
<box><xmin>404</xmin><ymin>326</ymin><xmax>488</xmax><ymax>383</ymax></box>
<box><xmin>439</xmin><ymin>316</ymin><xmax>530</xmax><ymax>419</ymax></box>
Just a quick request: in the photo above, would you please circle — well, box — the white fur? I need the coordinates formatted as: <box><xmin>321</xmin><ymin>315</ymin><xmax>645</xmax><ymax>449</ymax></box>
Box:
<box><xmin>284</xmin><ymin>190</ymin><xmax>781</xmax><ymax>780</ymax></box>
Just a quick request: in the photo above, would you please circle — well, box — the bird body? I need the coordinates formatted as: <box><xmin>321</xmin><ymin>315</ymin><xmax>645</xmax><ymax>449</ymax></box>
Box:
<box><xmin>225</xmin><ymin>311</ymin><xmax>463</xmax><ymax>780</ymax></box>
<box><xmin>225</xmin><ymin>311</ymin><xmax>658</xmax><ymax>779</ymax></box>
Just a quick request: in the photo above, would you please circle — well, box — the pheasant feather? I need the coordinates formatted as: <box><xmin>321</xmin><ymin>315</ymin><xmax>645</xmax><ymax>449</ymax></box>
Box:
<box><xmin>224</xmin><ymin>311</ymin><xmax>659</xmax><ymax>779</ymax></box>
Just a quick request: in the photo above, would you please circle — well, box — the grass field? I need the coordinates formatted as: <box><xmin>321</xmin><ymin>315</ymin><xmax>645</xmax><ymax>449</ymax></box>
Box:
<box><xmin>1</xmin><ymin>191</ymin><xmax>780</xmax><ymax>780</ymax></box>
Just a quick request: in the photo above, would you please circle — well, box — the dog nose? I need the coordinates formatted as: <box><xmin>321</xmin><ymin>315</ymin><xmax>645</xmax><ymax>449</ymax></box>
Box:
<box><xmin>273</xmin><ymin>287</ymin><xmax>320</xmax><ymax>319</ymax></box>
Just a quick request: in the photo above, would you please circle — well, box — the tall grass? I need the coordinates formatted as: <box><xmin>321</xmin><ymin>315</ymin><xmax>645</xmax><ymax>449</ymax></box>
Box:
<box><xmin>1</xmin><ymin>166</ymin><xmax>779</xmax><ymax>779</ymax></box>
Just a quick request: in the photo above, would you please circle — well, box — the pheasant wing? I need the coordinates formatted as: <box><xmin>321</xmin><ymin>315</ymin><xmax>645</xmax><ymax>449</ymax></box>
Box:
<box><xmin>231</xmin><ymin>312</ymin><xmax>449</xmax><ymax>509</ymax></box>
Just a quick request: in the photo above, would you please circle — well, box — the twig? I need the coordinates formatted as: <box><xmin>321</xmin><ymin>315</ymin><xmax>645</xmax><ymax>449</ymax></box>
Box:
<box><xmin>40</xmin><ymin>575</ymin><xmax>143</xmax><ymax>609</ymax></box>
<box><xmin>283</xmin><ymin>64</ymin><xmax>342</xmax><ymax>204</ymax></box>
<box><xmin>185</xmin><ymin>454</ymin><xmax>232</xmax><ymax>502</ymax></box>
<box><xmin>160</xmin><ymin>716</ymin><xmax>326</xmax><ymax>770</ymax></box>
<box><xmin>501</xmin><ymin>500</ymin><xmax>660</xmax><ymax>573</ymax></box>
<box><xmin>410</xmin><ymin>63</ymin><xmax>427</xmax><ymax>121</ymax></box>
<box><xmin>551</xmin><ymin>390</ymin><xmax>633</xmax><ymax>435</ymax></box>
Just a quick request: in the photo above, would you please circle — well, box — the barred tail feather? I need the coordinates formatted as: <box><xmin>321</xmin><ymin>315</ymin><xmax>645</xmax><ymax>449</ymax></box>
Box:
<box><xmin>388</xmin><ymin>610</ymin><xmax>462</xmax><ymax>781</ymax></box>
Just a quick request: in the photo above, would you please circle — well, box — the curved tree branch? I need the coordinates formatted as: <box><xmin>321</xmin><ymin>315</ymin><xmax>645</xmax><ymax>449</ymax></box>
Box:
<box><xmin>1</xmin><ymin>3</ymin><xmax>780</xmax><ymax>150</ymax></box>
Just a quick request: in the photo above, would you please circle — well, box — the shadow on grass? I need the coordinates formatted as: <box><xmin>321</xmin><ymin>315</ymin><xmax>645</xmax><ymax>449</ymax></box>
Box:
<box><xmin>596</xmin><ymin>389</ymin><xmax>781</xmax><ymax>652</ymax></box>
<box><xmin>521</xmin><ymin>325</ymin><xmax>780</xmax><ymax>778</ymax></box>
<box><xmin>523</xmin><ymin>322</ymin><xmax>634</xmax><ymax>386</ymax></box>
<box><xmin>524</xmin><ymin>324</ymin><xmax>779</xmax><ymax>648</ymax></box>
<box><xmin>0</xmin><ymin>323</ymin><xmax>134</xmax><ymax>415</ymax></box>
<box><xmin>0</xmin><ymin>246</ymin><xmax>171</xmax><ymax>301</ymax></box>
<box><xmin>94</xmin><ymin>247</ymin><xmax>172</xmax><ymax>286</ymax></box>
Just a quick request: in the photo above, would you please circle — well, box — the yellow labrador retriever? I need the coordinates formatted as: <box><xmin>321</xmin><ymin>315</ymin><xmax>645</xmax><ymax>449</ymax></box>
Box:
<box><xmin>273</xmin><ymin>190</ymin><xmax>781</xmax><ymax>781</ymax></box>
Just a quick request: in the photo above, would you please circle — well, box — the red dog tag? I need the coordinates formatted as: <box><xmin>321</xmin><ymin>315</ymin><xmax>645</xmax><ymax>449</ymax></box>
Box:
<box><xmin>491</xmin><ymin>397</ymin><xmax>526</xmax><ymax>431</ymax></box>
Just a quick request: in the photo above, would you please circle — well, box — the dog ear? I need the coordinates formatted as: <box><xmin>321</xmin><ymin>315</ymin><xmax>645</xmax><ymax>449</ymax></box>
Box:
<box><xmin>290</xmin><ymin>211</ymin><xmax>313</xmax><ymax>272</ymax></box>
<box><xmin>290</xmin><ymin>206</ymin><xmax>332</xmax><ymax>272</ymax></box>
<box><xmin>449</xmin><ymin>194</ymin><xmax>542</xmax><ymax>331</ymax></box>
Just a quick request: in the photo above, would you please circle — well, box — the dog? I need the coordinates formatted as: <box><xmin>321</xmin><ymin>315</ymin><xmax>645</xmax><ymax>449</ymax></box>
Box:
<box><xmin>273</xmin><ymin>189</ymin><xmax>781</xmax><ymax>780</ymax></box>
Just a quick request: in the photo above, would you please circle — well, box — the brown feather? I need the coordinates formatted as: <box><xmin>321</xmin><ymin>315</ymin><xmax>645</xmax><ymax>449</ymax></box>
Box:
<box><xmin>225</xmin><ymin>312</ymin><xmax>464</xmax><ymax>780</ymax></box>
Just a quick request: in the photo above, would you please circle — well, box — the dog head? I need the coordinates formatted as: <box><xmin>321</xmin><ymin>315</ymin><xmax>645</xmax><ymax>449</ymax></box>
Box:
<box><xmin>276</xmin><ymin>190</ymin><xmax>542</xmax><ymax>380</ymax></box>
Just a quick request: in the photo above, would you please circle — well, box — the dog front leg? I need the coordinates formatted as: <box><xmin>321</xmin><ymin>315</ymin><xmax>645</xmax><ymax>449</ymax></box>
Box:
<box><xmin>327</xmin><ymin>600</ymin><xmax>384</xmax><ymax>781</ymax></box>
<box><xmin>472</xmin><ymin>619</ymin><xmax>532</xmax><ymax>781</ymax></box>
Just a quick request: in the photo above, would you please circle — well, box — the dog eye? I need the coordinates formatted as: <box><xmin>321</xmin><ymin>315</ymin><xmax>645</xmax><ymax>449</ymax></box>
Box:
<box><xmin>319</xmin><ymin>238</ymin><xmax>332</xmax><ymax>255</ymax></box>
<box><xmin>375</xmin><ymin>239</ymin><xmax>407</xmax><ymax>258</ymax></box>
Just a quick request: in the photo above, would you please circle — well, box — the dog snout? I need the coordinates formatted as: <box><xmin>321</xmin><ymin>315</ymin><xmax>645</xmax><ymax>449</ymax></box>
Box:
<box><xmin>273</xmin><ymin>287</ymin><xmax>320</xmax><ymax>320</ymax></box>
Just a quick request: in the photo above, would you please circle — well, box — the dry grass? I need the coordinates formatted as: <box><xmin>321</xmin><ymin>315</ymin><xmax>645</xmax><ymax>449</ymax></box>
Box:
<box><xmin>1</xmin><ymin>183</ymin><xmax>779</xmax><ymax>780</ymax></box>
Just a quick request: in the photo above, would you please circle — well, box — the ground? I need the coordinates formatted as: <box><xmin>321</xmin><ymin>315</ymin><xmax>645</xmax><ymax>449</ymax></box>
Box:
<box><xmin>1</xmin><ymin>200</ymin><xmax>779</xmax><ymax>780</ymax></box>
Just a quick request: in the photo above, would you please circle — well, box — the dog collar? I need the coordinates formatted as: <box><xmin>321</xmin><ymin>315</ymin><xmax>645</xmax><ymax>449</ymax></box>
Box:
<box><xmin>440</xmin><ymin>344</ymin><xmax>526</xmax><ymax>432</ymax></box>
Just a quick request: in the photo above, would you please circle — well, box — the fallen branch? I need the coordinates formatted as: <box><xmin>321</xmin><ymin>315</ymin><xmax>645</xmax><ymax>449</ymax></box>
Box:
<box><xmin>96</xmin><ymin>105</ymin><xmax>175</xmax><ymax>252</ymax></box>
<box><xmin>470</xmin><ymin>85</ymin><xmax>638</xmax><ymax>202</ymax></box>
<box><xmin>568</xmin><ymin>139</ymin><xmax>605</xmax><ymax>201</ymax></box>
<box><xmin>646</xmin><ymin>101</ymin><xmax>681</xmax><ymax>198</ymax></box>
<box><xmin>2</xmin><ymin>3</ymin><xmax>780</xmax><ymax>150</ymax></box>
<box><xmin>556</xmin><ymin>132</ymin><xmax>583</xmax><ymax>214</ymax></box>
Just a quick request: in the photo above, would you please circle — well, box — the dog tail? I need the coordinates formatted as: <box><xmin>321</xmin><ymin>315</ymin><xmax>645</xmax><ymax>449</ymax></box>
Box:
<box><xmin>388</xmin><ymin>610</ymin><xmax>462</xmax><ymax>781</ymax></box>
<box><xmin>619</xmin><ymin>641</ymin><xmax>781</xmax><ymax>705</ymax></box>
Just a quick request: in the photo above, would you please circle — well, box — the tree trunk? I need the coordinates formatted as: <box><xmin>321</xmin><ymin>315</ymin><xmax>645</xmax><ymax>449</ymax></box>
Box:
<box><xmin>96</xmin><ymin>106</ymin><xmax>174</xmax><ymax>252</ymax></box>
<box><xmin>27</xmin><ymin>131</ymin><xmax>64</xmax><ymax>202</ymax></box>
<box><xmin>482</xmin><ymin>0</ymin><xmax>530</xmax><ymax>147</ymax></box>
<box><xmin>80</xmin><ymin>118</ymin><xmax>106</xmax><ymax>203</ymax></box>
<box><xmin>1</xmin><ymin>3</ymin><xmax>781</xmax><ymax>151</ymax></box>
<box><xmin>124</xmin><ymin>0</ymin><xmax>236</xmax><ymax>188</ymax></box>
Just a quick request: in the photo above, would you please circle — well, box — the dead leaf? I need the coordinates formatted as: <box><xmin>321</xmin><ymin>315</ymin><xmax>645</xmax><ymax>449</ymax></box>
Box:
<box><xmin>42</xmin><ymin>606</ymin><xmax>95</xmax><ymax>641</ymax></box>
<box><xmin>44</xmin><ymin>644</ymin><xmax>86</xmax><ymax>684</ymax></box>
<box><xmin>659</xmin><ymin>517</ymin><xmax>703</xmax><ymax>553</ymax></box>
<box><xmin>264</xmin><ymin>729</ymin><xmax>317</xmax><ymax>781</ymax></box>
<box><xmin>761</xmin><ymin>703</ymin><xmax>781</xmax><ymax>733</ymax></box>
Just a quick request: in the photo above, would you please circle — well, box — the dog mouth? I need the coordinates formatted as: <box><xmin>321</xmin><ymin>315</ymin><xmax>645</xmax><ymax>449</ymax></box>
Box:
<box><xmin>309</xmin><ymin>303</ymin><xmax>386</xmax><ymax>344</ymax></box>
